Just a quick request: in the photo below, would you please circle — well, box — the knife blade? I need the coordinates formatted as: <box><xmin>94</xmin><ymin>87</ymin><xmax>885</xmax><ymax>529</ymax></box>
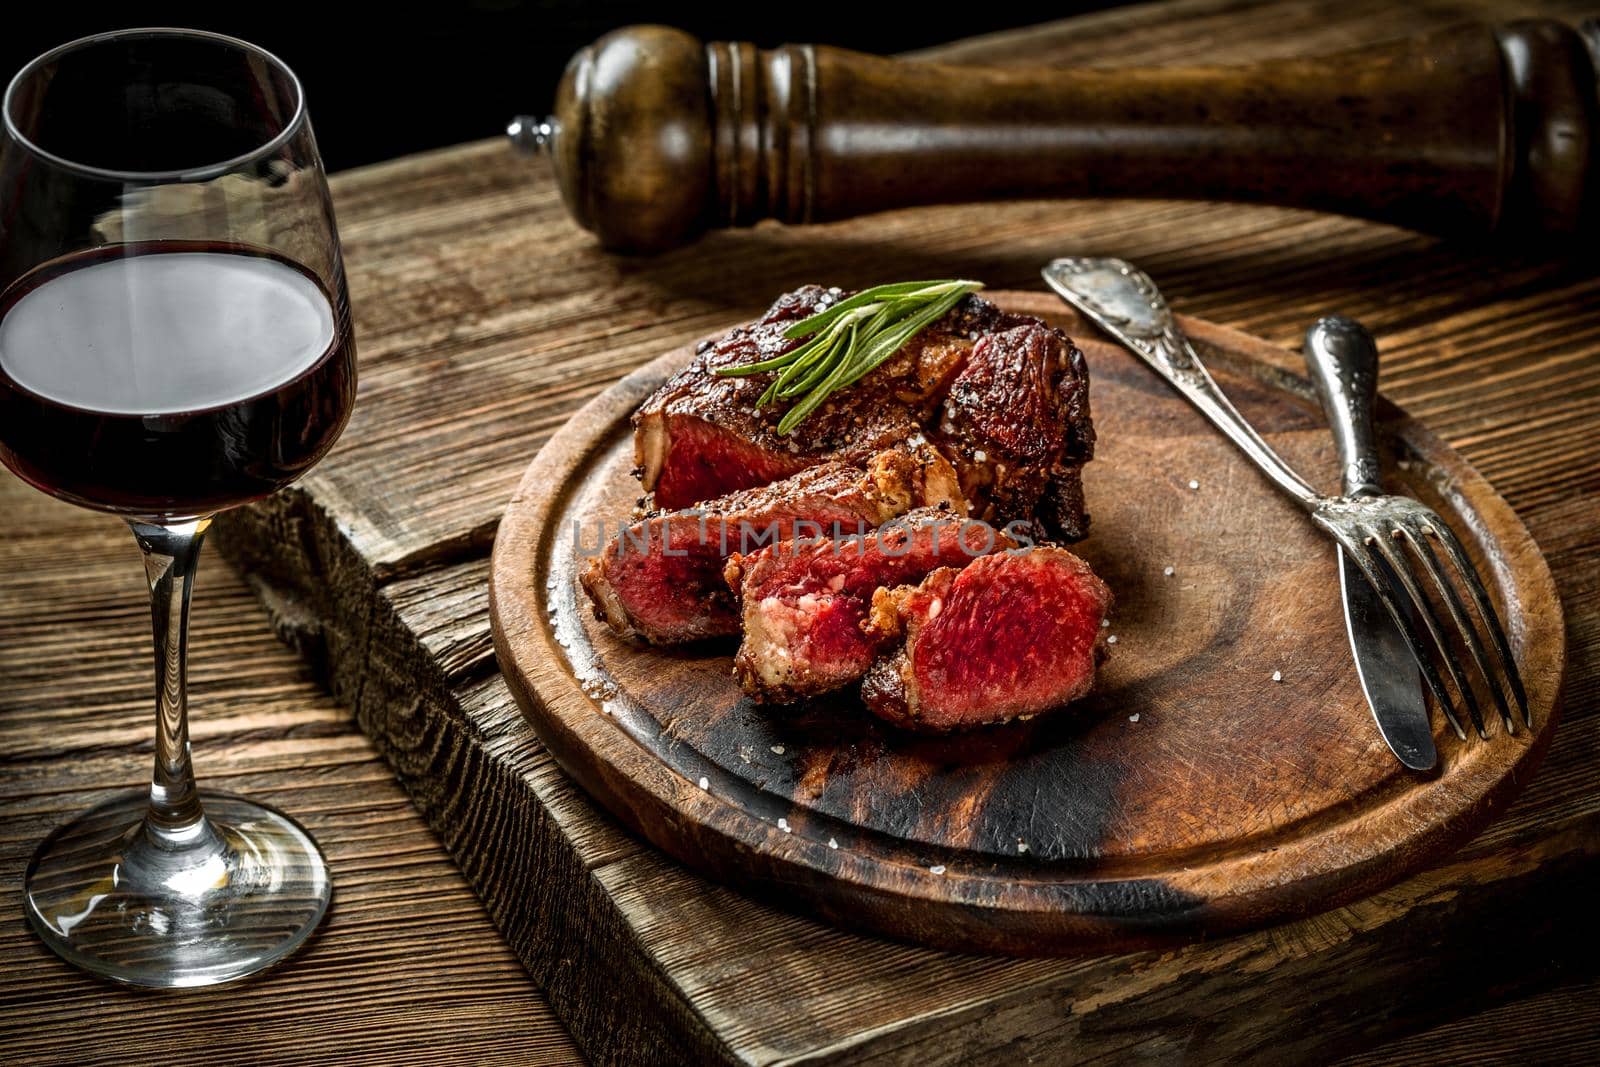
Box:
<box><xmin>1304</xmin><ymin>318</ymin><xmax>1436</xmax><ymax>771</ymax></box>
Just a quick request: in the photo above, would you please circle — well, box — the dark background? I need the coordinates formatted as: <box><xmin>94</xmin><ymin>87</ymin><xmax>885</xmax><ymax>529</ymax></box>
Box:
<box><xmin>2</xmin><ymin>1</ymin><xmax>1125</xmax><ymax>172</ymax></box>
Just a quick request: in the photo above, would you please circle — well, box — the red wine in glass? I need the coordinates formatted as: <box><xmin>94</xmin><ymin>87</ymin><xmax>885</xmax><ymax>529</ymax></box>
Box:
<box><xmin>0</xmin><ymin>241</ymin><xmax>355</xmax><ymax>517</ymax></box>
<box><xmin>1</xmin><ymin>28</ymin><xmax>356</xmax><ymax>988</ymax></box>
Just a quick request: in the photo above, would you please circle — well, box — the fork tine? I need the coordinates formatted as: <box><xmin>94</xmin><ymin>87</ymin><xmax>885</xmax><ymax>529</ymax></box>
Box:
<box><xmin>1367</xmin><ymin>525</ymin><xmax>1489</xmax><ymax>740</ymax></box>
<box><xmin>1421</xmin><ymin>518</ymin><xmax>1533</xmax><ymax>729</ymax></box>
<box><xmin>1320</xmin><ymin>520</ymin><xmax>1468</xmax><ymax>742</ymax></box>
<box><xmin>1402</xmin><ymin>522</ymin><xmax>1516</xmax><ymax>735</ymax></box>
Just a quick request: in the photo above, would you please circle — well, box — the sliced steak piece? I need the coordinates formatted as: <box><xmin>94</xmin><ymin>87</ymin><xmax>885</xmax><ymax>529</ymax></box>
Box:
<box><xmin>727</xmin><ymin>508</ymin><xmax>1021</xmax><ymax>703</ymax></box>
<box><xmin>580</xmin><ymin>449</ymin><xmax>962</xmax><ymax>644</ymax></box>
<box><xmin>938</xmin><ymin>321</ymin><xmax>1095</xmax><ymax>537</ymax></box>
<box><xmin>634</xmin><ymin>285</ymin><xmax>1097</xmax><ymax>539</ymax></box>
<box><xmin>861</xmin><ymin>547</ymin><xmax>1112</xmax><ymax>732</ymax></box>
<box><xmin>635</xmin><ymin>285</ymin><xmax>1003</xmax><ymax>510</ymax></box>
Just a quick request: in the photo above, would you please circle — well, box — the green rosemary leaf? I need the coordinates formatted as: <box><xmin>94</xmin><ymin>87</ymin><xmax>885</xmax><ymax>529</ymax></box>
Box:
<box><xmin>773</xmin><ymin>308</ymin><xmax>864</xmax><ymax>398</ymax></box>
<box><xmin>776</xmin><ymin>323</ymin><xmax>864</xmax><ymax>434</ymax></box>
<box><xmin>715</xmin><ymin>353</ymin><xmax>794</xmax><ymax>378</ymax></box>
<box><xmin>716</xmin><ymin>279</ymin><xmax>984</xmax><ymax>433</ymax></box>
<box><xmin>767</xmin><ymin>328</ymin><xmax>837</xmax><ymax>387</ymax></box>
<box><xmin>778</xmin><ymin>281</ymin><xmax>947</xmax><ymax>340</ymax></box>
<box><xmin>836</xmin><ymin>286</ymin><xmax>974</xmax><ymax>390</ymax></box>
<box><xmin>776</xmin><ymin>353</ymin><xmax>837</xmax><ymax>399</ymax></box>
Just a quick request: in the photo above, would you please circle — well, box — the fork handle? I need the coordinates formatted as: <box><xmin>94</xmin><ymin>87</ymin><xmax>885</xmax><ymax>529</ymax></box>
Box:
<box><xmin>1042</xmin><ymin>257</ymin><xmax>1320</xmax><ymax>509</ymax></box>
<box><xmin>1303</xmin><ymin>317</ymin><xmax>1384</xmax><ymax>497</ymax></box>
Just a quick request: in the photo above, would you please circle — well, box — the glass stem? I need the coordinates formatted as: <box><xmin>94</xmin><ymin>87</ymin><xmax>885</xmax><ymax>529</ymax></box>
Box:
<box><xmin>130</xmin><ymin>517</ymin><xmax>214</xmax><ymax>849</ymax></box>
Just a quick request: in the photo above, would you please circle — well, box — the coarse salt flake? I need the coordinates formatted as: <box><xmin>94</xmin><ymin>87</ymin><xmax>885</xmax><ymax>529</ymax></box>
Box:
<box><xmin>1101</xmin><ymin>618</ymin><xmax>1110</xmax><ymax>628</ymax></box>
<box><xmin>1129</xmin><ymin>713</ymin><xmax>1141</xmax><ymax>723</ymax></box>
<box><xmin>697</xmin><ymin>776</ymin><xmax>709</xmax><ymax>790</ymax></box>
<box><xmin>1188</xmin><ymin>479</ymin><xmax>1200</xmax><ymax>490</ymax></box>
<box><xmin>1017</xmin><ymin>841</ymin><xmax>1029</xmax><ymax>854</ymax></box>
<box><xmin>778</xmin><ymin>818</ymin><xmax>792</xmax><ymax>833</ymax></box>
<box><xmin>929</xmin><ymin>865</ymin><xmax>947</xmax><ymax>875</ymax></box>
<box><xmin>828</xmin><ymin>838</ymin><xmax>839</xmax><ymax>850</ymax></box>
<box><xmin>1272</xmin><ymin>670</ymin><xmax>1284</xmax><ymax>683</ymax></box>
<box><xmin>771</xmin><ymin>744</ymin><xmax>786</xmax><ymax>755</ymax></box>
<box><xmin>1163</xmin><ymin>566</ymin><xmax>1175</xmax><ymax>577</ymax></box>
<box><xmin>1106</xmin><ymin>634</ymin><xmax>1119</xmax><ymax>645</ymax></box>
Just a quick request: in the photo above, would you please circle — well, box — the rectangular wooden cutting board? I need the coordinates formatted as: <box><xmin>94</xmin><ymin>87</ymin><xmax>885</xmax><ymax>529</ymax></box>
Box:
<box><xmin>216</xmin><ymin>2</ymin><xmax>1600</xmax><ymax>1062</ymax></box>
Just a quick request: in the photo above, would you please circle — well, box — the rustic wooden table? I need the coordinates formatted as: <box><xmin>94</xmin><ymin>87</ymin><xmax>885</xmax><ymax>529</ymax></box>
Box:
<box><xmin>3</xmin><ymin>0</ymin><xmax>1599</xmax><ymax>1063</ymax></box>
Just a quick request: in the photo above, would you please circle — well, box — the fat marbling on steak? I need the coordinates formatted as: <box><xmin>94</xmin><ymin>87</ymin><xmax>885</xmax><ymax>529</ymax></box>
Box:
<box><xmin>725</xmin><ymin>507</ymin><xmax>1022</xmax><ymax>703</ymax></box>
<box><xmin>633</xmin><ymin>285</ymin><xmax>1095</xmax><ymax>540</ymax></box>
<box><xmin>580</xmin><ymin>448</ymin><xmax>962</xmax><ymax>644</ymax></box>
<box><xmin>861</xmin><ymin>547</ymin><xmax>1112</xmax><ymax>732</ymax></box>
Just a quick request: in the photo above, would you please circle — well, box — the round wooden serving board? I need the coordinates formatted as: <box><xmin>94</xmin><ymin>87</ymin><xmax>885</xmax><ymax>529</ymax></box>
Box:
<box><xmin>489</xmin><ymin>292</ymin><xmax>1564</xmax><ymax>955</ymax></box>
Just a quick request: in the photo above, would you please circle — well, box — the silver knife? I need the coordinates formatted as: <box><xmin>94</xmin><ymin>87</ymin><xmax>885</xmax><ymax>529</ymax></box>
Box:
<box><xmin>1303</xmin><ymin>317</ymin><xmax>1437</xmax><ymax>771</ymax></box>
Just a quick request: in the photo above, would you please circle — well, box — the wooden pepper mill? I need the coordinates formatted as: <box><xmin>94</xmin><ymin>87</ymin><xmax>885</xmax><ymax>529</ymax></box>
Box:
<box><xmin>510</xmin><ymin>19</ymin><xmax>1600</xmax><ymax>253</ymax></box>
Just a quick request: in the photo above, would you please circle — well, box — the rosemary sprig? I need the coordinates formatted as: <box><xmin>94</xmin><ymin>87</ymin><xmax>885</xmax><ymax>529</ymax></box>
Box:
<box><xmin>716</xmin><ymin>279</ymin><xmax>984</xmax><ymax>433</ymax></box>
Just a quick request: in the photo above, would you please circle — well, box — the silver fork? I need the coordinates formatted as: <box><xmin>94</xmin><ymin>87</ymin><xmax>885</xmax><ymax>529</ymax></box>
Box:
<box><xmin>1042</xmin><ymin>257</ymin><xmax>1530</xmax><ymax>741</ymax></box>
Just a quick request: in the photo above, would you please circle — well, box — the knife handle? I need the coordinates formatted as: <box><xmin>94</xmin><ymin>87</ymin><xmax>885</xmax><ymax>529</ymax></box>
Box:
<box><xmin>1304</xmin><ymin>316</ymin><xmax>1384</xmax><ymax>497</ymax></box>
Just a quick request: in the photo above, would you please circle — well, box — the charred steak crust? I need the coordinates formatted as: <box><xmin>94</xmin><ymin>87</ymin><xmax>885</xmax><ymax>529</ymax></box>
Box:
<box><xmin>728</xmin><ymin>507</ymin><xmax>1018</xmax><ymax>703</ymax></box>
<box><xmin>579</xmin><ymin>450</ymin><xmax>963</xmax><ymax>645</ymax></box>
<box><xmin>633</xmin><ymin>285</ymin><xmax>1094</xmax><ymax>540</ymax></box>
<box><xmin>861</xmin><ymin>547</ymin><xmax>1112</xmax><ymax>732</ymax></box>
<box><xmin>939</xmin><ymin>321</ymin><xmax>1095</xmax><ymax>532</ymax></box>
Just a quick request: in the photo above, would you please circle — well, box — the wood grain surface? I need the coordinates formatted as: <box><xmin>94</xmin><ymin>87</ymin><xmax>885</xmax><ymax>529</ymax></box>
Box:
<box><xmin>491</xmin><ymin>294</ymin><xmax>1564</xmax><ymax>954</ymax></box>
<box><xmin>3</xmin><ymin>0</ymin><xmax>1596</xmax><ymax>1063</ymax></box>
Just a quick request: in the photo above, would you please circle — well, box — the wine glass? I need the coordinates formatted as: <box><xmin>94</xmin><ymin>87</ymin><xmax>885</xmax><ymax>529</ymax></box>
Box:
<box><xmin>0</xmin><ymin>28</ymin><xmax>356</xmax><ymax>987</ymax></box>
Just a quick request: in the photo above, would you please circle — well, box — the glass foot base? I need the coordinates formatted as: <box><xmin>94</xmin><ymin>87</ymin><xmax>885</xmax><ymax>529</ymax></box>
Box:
<box><xmin>23</xmin><ymin>790</ymin><xmax>331</xmax><ymax>988</ymax></box>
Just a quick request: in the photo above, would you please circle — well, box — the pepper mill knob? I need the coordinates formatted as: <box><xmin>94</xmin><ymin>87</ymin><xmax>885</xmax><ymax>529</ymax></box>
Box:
<box><xmin>542</xmin><ymin>25</ymin><xmax>712</xmax><ymax>253</ymax></box>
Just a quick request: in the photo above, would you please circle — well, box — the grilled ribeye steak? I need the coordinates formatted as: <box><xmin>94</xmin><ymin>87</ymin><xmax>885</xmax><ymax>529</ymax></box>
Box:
<box><xmin>726</xmin><ymin>508</ymin><xmax>1019</xmax><ymax>703</ymax></box>
<box><xmin>580</xmin><ymin>449</ymin><xmax>962</xmax><ymax>644</ymax></box>
<box><xmin>634</xmin><ymin>285</ymin><xmax>1095</xmax><ymax>539</ymax></box>
<box><xmin>861</xmin><ymin>547</ymin><xmax>1112</xmax><ymax>731</ymax></box>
